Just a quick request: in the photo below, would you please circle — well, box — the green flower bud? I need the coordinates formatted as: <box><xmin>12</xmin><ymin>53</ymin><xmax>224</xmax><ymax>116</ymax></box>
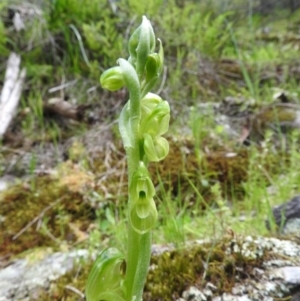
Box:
<box><xmin>129</xmin><ymin>196</ymin><xmax>157</xmax><ymax>234</ymax></box>
<box><xmin>86</xmin><ymin>248</ymin><xmax>125</xmax><ymax>301</ymax></box>
<box><xmin>136</xmin><ymin>16</ymin><xmax>152</xmax><ymax>77</ymax></box>
<box><xmin>145</xmin><ymin>53</ymin><xmax>160</xmax><ymax>83</ymax></box>
<box><xmin>143</xmin><ymin>134</ymin><xmax>169</xmax><ymax>162</ymax></box>
<box><xmin>128</xmin><ymin>16</ymin><xmax>156</xmax><ymax>78</ymax></box>
<box><xmin>141</xmin><ymin>40</ymin><xmax>164</xmax><ymax>97</ymax></box>
<box><xmin>100</xmin><ymin>66</ymin><xmax>125</xmax><ymax>91</ymax></box>
<box><xmin>145</xmin><ymin>38</ymin><xmax>163</xmax><ymax>83</ymax></box>
<box><xmin>140</xmin><ymin>101</ymin><xmax>170</xmax><ymax>137</ymax></box>
<box><xmin>129</xmin><ymin>162</ymin><xmax>155</xmax><ymax>202</ymax></box>
<box><xmin>140</xmin><ymin>93</ymin><xmax>162</xmax><ymax>118</ymax></box>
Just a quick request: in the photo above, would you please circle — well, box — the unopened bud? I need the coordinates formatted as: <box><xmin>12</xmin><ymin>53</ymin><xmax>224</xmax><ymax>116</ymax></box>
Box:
<box><xmin>128</xmin><ymin>16</ymin><xmax>156</xmax><ymax>78</ymax></box>
<box><xmin>140</xmin><ymin>93</ymin><xmax>162</xmax><ymax>118</ymax></box>
<box><xmin>143</xmin><ymin>134</ymin><xmax>169</xmax><ymax>162</ymax></box>
<box><xmin>100</xmin><ymin>66</ymin><xmax>125</xmax><ymax>91</ymax></box>
<box><xmin>140</xmin><ymin>101</ymin><xmax>170</xmax><ymax>137</ymax></box>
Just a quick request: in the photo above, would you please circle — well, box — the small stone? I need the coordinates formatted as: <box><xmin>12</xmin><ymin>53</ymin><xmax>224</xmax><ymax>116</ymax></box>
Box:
<box><xmin>231</xmin><ymin>285</ymin><xmax>245</xmax><ymax>295</ymax></box>
<box><xmin>276</xmin><ymin>266</ymin><xmax>300</xmax><ymax>285</ymax></box>
<box><xmin>267</xmin><ymin>195</ymin><xmax>300</xmax><ymax>235</ymax></box>
<box><xmin>222</xmin><ymin>293</ymin><xmax>252</xmax><ymax>301</ymax></box>
<box><xmin>203</xmin><ymin>288</ymin><xmax>213</xmax><ymax>298</ymax></box>
<box><xmin>212</xmin><ymin>297</ymin><xmax>222</xmax><ymax>301</ymax></box>
<box><xmin>182</xmin><ymin>286</ymin><xmax>207</xmax><ymax>301</ymax></box>
<box><xmin>283</xmin><ymin>218</ymin><xmax>300</xmax><ymax>236</ymax></box>
<box><xmin>264</xmin><ymin>281</ymin><xmax>277</xmax><ymax>293</ymax></box>
<box><xmin>253</xmin><ymin>267</ymin><xmax>264</xmax><ymax>276</ymax></box>
<box><xmin>206</xmin><ymin>282</ymin><xmax>217</xmax><ymax>291</ymax></box>
<box><xmin>244</xmin><ymin>236</ymin><xmax>253</xmax><ymax>243</ymax></box>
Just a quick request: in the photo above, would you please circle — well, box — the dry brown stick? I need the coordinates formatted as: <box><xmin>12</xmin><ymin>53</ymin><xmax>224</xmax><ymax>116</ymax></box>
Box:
<box><xmin>12</xmin><ymin>196</ymin><xmax>65</xmax><ymax>240</ymax></box>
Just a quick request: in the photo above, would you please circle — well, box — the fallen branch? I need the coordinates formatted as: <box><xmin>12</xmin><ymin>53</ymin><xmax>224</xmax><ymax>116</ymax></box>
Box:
<box><xmin>43</xmin><ymin>97</ymin><xmax>89</xmax><ymax>121</ymax></box>
<box><xmin>0</xmin><ymin>53</ymin><xmax>26</xmax><ymax>137</ymax></box>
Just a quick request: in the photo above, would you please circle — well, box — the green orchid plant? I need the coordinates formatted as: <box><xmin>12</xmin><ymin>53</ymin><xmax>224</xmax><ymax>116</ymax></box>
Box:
<box><xmin>85</xmin><ymin>16</ymin><xmax>169</xmax><ymax>301</ymax></box>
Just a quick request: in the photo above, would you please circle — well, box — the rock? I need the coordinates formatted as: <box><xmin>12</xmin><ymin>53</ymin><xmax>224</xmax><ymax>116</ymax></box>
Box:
<box><xmin>215</xmin><ymin>95</ymin><xmax>300</xmax><ymax>145</ymax></box>
<box><xmin>179</xmin><ymin>236</ymin><xmax>300</xmax><ymax>301</ymax></box>
<box><xmin>271</xmin><ymin>266</ymin><xmax>300</xmax><ymax>285</ymax></box>
<box><xmin>250</xmin><ymin>103</ymin><xmax>300</xmax><ymax>140</ymax></box>
<box><xmin>267</xmin><ymin>195</ymin><xmax>300</xmax><ymax>236</ymax></box>
<box><xmin>182</xmin><ymin>286</ymin><xmax>207</xmax><ymax>301</ymax></box>
<box><xmin>2</xmin><ymin>236</ymin><xmax>300</xmax><ymax>301</ymax></box>
<box><xmin>0</xmin><ymin>175</ymin><xmax>16</xmax><ymax>192</ymax></box>
<box><xmin>0</xmin><ymin>249</ymin><xmax>89</xmax><ymax>301</ymax></box>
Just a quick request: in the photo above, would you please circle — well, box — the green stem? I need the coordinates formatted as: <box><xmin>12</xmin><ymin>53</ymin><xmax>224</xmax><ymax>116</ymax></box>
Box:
<box><xmin>124</xmin><ymin>221</ymin><xmax>141</xmax><ymax>300</ymax></box>
<box><xmin>123</xmin><ymin>135</ymin><xmax>141</xmax><ymax>301</ymax></box>
<box><xmin>132</xmin><ymin>232</ymin><xmax>151</xmax><ymax>301</ymax></box>
<box><xmin>120</xmin><ymin>66</ymin><xmax>147</xmax><ymax>300</ymax></box>
<box><xmin>124</xmin><ymin>225</ymin><xmax>151</xmax><ymax>301</ymax></box>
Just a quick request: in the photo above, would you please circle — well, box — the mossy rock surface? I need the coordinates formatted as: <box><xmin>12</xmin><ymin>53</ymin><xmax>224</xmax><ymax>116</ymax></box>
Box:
<box><xmin>1</xmin><ymin>235</ymin><xmax>300</xmax><ymax>301</ymax></box>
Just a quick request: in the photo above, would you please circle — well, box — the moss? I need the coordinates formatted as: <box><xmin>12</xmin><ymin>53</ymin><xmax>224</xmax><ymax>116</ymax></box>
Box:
<box><xmin>0</xmin><ymin>132</ymin><xmax>289</xmax><ymax>261</ymax></box>
<box><xmin>31</xmin><ymin>235</ymin><xmax>270</xmax><ymax>301</ymax></box>
<box><xmin>38</xmin><ymin>258</ymin><xmax>91</xmax><ymax>301</ymax></box>
<box><xmin>144</xmin><ymin>236</ymin><xmax>270</xmax><ymax>300</ymax></box>
<box><xmin>152</xmin><ymin>137</ymin><xmax>286</xmax><ymax>205</ymax></box>
<box><xmin>0</xmin><ymin>162</ymin><xmax>96</xmax><ymax>259</ymax></box>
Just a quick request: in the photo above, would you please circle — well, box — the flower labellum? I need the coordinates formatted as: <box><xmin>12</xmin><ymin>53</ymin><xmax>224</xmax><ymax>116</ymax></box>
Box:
<box><xmin>129</xmin><ymin>196</ymin><xmax>158</xmax><ymax>234</ymax></box>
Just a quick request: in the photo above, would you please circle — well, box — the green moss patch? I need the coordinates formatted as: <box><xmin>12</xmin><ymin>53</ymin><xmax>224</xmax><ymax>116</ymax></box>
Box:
<box><xmin>0</xmin><ymin>162</ymin><xmax>96</xmax><ymax>259</ymax></box>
